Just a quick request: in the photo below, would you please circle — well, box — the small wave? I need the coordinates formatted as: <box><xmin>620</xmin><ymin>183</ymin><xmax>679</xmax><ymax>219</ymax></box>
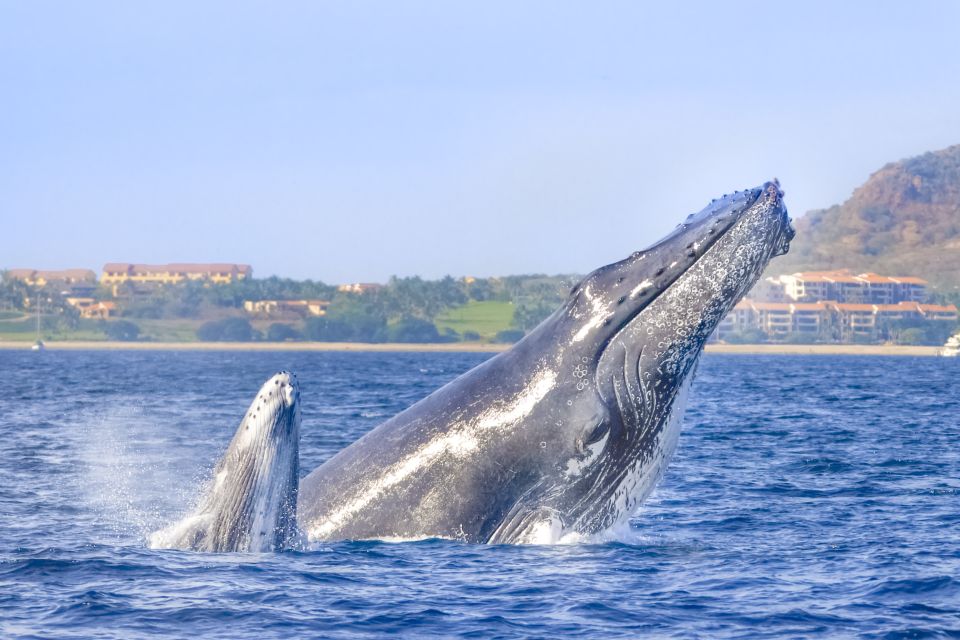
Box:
<box><xmin>866</xmin><ymin>575</ymin><xmax>956</xmax><ymax>598</ymax></box>
<box><xmin>789</xmin><ymin>457</ymin><xmax>857</xmax><ymax>474</ymax></box>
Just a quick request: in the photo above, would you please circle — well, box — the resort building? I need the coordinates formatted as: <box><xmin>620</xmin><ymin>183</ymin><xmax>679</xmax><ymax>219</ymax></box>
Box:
<box><xmin>101</xmin><ymin>263</ymin><xmax>252</xmax><ymax>286</ymax></box>
<box><xmin>65</xmin><ymin>297</ymin><xmax>117</xmax><ymax>320</ymax></box>
<box><xmin>833</xmin><ymin>303</ymin><xmax>877</xmax><ymax>339</ymax></box>
<box><xmin>750</xmin><ymin>302</ymin><xmax>794</xmax><ymax>338</ymax></box>
<box><xmin>775</xmin><ymin>270</ymin><xmax>928</xmax><ymax>304</ymax></box>
<box><xmin>5</xmin><ymin>269</ymin><xmax>97</xmax><ymax>287</ymax></box>
<box><xmin>915</xmin><ymin>303</ymin><xmax>960</xmax><ymax>321</ymax></box>
<box><xmin>719</xmin><ymin>301</ymin><xmax>833</xmax><ymax>339</ymax></box>
<box><xmin>337</xmin><ymin>283</ymin><xmax>383</xmax><ymax>294</ymax></box>
<box><xmin>243</xmin><ymin>299</ymin><xmax>330</xmax><ymax>317</ymax></box>
<box><xmin>719</xmin><ymin>300</ymin><xmax>958</xmax><ymax>342</ymax></box>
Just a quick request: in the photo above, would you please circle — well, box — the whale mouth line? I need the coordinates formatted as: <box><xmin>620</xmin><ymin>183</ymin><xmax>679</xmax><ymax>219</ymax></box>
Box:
<box><xmin>593</xmin><ymin>182</ymin><xmax>786</xmax><ymax>355</ymax></box>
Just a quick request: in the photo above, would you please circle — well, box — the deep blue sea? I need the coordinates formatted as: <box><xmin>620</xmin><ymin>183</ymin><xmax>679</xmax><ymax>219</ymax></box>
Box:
<box><xmin>0</xmin><ymin>350</ymin><xmax>958</xmax><ymax>639</ymax></box>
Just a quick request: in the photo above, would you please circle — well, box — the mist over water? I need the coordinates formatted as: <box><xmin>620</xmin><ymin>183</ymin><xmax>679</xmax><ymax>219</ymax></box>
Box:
<box><xmin>0</xmin><ymin>350</ymin><xmax>958</xmax><ymax>638</ymax></box>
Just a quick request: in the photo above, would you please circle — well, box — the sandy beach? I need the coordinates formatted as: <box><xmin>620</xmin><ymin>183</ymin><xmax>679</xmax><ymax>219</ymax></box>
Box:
<box><xmin>704</xmin><ymin>343</ymin><xmax>941</xmax><ymax>356</ymax></box>
<box><xmin>0</xmin><ymin>340</ymin><xmax>943</xmax><ymax>356</ymax></box>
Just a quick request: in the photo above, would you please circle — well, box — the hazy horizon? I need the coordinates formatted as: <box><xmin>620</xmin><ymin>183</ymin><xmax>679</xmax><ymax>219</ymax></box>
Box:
<box><xmin>3</xmin><ymin>1</ymin><xmax>959</xmax><ymax>282</ymax></box>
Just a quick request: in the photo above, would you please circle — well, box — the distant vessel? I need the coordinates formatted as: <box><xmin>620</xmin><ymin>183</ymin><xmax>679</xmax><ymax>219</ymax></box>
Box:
<box><xmin>31</xmin><ymin>296</ymin><xmax>44</xmax><ymax>351</ymax></box>
<box><xmin>941</xmin><ymin>333</ymin><xmax>960</xmax><ymax>357</ymax></box>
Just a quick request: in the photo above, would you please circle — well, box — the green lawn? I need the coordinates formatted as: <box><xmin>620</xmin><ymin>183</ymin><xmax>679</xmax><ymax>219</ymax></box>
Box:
<box><xmin>0</xmin><ymin>318</ymin><xmax>204</xmax><ymax>342</ymax></box>
<box><xmin>435</xmin><ymin>301</ymin><xmax>515</xmax><ymax>340</ymax></box>
<box><xmin>0</xmin><ymin>318</ymin><xmax>34</xmax><ymax>334</ymax></box>
<box><xmin>0</xmin><ymin>333</ymin><xmax>36</xmax><ymax>341</ymax></box>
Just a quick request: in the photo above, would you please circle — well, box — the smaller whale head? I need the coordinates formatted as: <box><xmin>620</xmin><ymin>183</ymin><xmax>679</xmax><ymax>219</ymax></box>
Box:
<box><xmin>214</xmin><ymin>370</ymin><xmax>302</xmax><ymax>551</ymax></box>
<box><xmin>149</xmin><ymin>371</ymin><xmax>302</xmax><ymax>552</ymax></box>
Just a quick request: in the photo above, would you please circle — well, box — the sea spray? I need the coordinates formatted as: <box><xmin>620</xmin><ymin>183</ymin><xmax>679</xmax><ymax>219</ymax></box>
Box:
<box><xmin>75</xmin><ymin>403</ymin><xmax>211</xmax><ymax>544</ymax></box>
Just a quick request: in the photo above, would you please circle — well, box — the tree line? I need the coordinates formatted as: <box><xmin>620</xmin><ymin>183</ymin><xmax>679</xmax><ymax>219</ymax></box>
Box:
<box><xmin>0</xmin><ymin>271</ymin><xmax>577</xmax><ymax>343</ymax></box>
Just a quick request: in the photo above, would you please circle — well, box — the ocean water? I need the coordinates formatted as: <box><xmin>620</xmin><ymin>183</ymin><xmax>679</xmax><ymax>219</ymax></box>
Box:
<box><xmin>0</xmin><ymin>350</ymin><xmax>957</xmax><ymax>639</ymax></box>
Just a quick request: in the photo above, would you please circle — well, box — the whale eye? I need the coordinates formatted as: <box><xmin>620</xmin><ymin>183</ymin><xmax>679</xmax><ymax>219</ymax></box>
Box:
<box><xmin>578</xmin><ymin>419</ymin><xmax>610</xmax><ymax>453</ymax></box>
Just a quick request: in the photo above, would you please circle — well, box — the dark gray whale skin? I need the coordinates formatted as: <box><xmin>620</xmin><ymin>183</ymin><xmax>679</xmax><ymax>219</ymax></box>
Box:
<box><xmin>299</xmin><ymin>182</ymin><xmax>793</xmax><ymax>544</ymax></box>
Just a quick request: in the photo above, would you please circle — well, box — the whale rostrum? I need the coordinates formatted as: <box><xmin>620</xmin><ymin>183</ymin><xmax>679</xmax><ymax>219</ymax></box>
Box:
<box><xmin>151</xmin><ymin>182</ymin><xmax>793</xmax><ymax>550</ymax></box>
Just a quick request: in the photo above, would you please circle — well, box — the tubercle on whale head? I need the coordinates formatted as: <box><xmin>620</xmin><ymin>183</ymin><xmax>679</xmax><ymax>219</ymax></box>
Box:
<box><xmin>543</xmin><ymin>181</ymin><xmax>791</xmax><ymax>350</ymax></box>
<box><xmin>274</xmin><ymin>370</ymin><xmax>301</xmax><ymax>409</ymax></box>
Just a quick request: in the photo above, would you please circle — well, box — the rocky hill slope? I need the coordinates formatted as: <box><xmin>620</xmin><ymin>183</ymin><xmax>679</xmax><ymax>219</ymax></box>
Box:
<box><xmin>773</xmin><ymin>144</ymin><xmax>960</xmax><ymax>290</ymax></box>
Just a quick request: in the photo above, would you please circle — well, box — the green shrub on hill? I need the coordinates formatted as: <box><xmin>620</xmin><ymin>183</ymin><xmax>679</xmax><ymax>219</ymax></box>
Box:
<box><xmin>386</xmin><ymin>317</ymin><xmax>443</xmax><ymax>343</ymax></box>
<box><xmin>103</xmin><ymin>320</ymin><xmax>140</xmax><ymax>341</ymax></box>
<box><xmin>197</xmin><ymin>318</ymin><xmax>259</xmax><ymax>341</ymax></box>
<box><xmin>305</xmin><ymin>314</ymin><xmax>387</xmax><ymax>342</ymax></box>
<box><xmin>267</xmin><ymin>323</ymin><xmax>302</xmax><ymax>341</ymax></box>
<box><xmin>493</xmin><ymin>329</ymin><xmax>525</xmax><ymax>343</ymax></box>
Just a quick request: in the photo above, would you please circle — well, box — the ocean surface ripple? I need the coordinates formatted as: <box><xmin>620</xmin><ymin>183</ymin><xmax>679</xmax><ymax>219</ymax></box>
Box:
<box><xmin>0</xmin><ymin>351</ymin><xmax>957</xmax><ymax>638</ymax></box>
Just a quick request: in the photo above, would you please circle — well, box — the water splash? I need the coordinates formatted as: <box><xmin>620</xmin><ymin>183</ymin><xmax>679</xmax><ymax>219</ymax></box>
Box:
<box><xmin>75</xmin><ymin>402</ymin><xmax>209</xmax><ymax>545</ymax></box>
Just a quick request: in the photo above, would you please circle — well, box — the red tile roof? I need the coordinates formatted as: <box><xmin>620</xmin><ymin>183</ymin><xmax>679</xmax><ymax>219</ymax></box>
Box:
<box><xmin>5</xmin><ymin>268</ymin><xmax>96</xmax><ymax>282</ymax></box>
<box><xmin>919</xmin><ymin>303</ymin><xmax>958</xmax><ymax>313</ymax></box>
<box><xmin>102</xmin><ymin>263</ymin><xmax>252</xmax><ymax>276</ymax></box>
<box><xmin>832</xmin><ymin>303</ymin><xmax>876</xmax><ymax>312</ymax></box>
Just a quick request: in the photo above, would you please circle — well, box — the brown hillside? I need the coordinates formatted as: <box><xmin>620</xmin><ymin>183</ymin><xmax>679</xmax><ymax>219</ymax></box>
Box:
<box><xmin>773</xmin><ymin>144</ymin><xmax>960</xmax><ymax>290</ymax></box>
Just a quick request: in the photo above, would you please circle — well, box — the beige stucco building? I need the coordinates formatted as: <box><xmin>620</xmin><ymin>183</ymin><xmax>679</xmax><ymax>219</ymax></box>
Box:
<box><xmin>101</xmin><ymin>263</ymin><xmax>252</xmax><ymax>286</ymax></box>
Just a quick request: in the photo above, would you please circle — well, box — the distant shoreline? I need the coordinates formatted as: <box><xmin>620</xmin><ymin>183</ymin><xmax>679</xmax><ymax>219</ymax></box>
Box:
<box><xmin>0</xmin><ymin>340</ymin><xmax>944</xmax><ymax>356</ymax></box>
<box><xmin>0</xmin><ymin>340</ymin><xmax>509</xmax><ymax>353</ymax></box>
<box><xmin>706</xmin><ymin>344</ymin><xmax>941</xmax><ymax>356</ymax></box>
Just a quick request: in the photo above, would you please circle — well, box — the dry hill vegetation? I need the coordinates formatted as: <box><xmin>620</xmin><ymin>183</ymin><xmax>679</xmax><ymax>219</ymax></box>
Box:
<box><xmin>774</xmin><ymin>144</ymin><xmax>960</xmax><ymax>293</ymax></box>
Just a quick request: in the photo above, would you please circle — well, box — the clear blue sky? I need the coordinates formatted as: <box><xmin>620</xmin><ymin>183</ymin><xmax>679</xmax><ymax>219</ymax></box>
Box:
<box><xmin>2</xmin><ymin>1</ymin><xmax>959</xmax><ymax>282</ymax></box>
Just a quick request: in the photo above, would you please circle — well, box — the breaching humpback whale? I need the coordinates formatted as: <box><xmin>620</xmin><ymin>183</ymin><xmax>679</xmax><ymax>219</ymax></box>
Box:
<box><xmin>152</xmin><ymin>181</ymin><xmax>792</xmax><ymax>550</ymax></box>
<box><xmin>149</xmin><ymin>372</ymin><xmax>301</xmax><ymax>552</ymax></box>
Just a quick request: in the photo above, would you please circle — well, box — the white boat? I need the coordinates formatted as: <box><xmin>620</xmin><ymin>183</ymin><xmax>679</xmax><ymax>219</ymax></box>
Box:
<box><xmin>941</xmin><ymin>333</ymin><xmax>960</xmax><ymax>357</ymax></box>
